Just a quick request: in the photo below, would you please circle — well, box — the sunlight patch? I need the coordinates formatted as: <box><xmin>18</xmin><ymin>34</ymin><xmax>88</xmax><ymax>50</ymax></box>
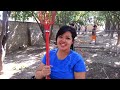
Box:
<box><xmin>86</xmin><ymin>59</ymin><xmax>92</xmax><ymax>64</ymax></box>
<box><xmin>1</xmin><ymin>60</ymin><xmax>37</xmax><ymax>79</ymax></box>
<box><xmin>92</xmin><ymin>54</ymin><xmax>98</xmax><ymax>57</ymax></box>
<box><xmin>114</xmin><ymin>62</ymin><xmax>120</xmax><ymax>66</ymax></box>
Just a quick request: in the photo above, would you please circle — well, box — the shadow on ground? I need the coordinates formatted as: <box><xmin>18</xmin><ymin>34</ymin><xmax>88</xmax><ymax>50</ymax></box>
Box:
<box><xmin>4</xmin><ymin>47</ymin><xmax>46</xmax><ymax>64</ymax></box>
<box><xmin>86</xmin><ymin>62</ymin><xmax>120</xmax><ymax>79</ymax></box>
<box><xmin>10</xmin><ymin>61</ymin><xmax>40</xmax><ymax>79</ymax></box>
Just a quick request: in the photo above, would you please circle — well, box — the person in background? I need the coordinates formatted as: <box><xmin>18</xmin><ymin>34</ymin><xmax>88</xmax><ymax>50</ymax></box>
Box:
<box><xmin>34</xmin><ymin>25</ymin><xmax>86</xmax><ymax>79</ymax></box>
<box><xmin>91</xmin><ymin>25</ymin><xmax>97</xmax><ymax>44</ymax></box>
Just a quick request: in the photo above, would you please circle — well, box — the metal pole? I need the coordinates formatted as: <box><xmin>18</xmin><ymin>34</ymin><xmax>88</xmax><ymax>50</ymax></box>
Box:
<box><xmin>44</xmin><ymin>21</ymin><xmax>51</xmax><ymax>79</ymax></box>
<box><xmin>45</xmin><ymin>29</ymin><xmax>50</xmax><ymax>79</ymax></box>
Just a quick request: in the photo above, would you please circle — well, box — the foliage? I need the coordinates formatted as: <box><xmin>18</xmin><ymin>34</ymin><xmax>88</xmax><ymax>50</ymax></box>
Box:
<box><xmin>11</xmin><ymin>11</ymin><xmax>33</xmax><ymax>22</ymax></box>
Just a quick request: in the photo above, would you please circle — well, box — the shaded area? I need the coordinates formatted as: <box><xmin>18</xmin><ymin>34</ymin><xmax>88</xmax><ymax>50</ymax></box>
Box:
<box><xmin>10</xmin><ymin>61</ymin><xmax>41</xmax><ymax>79</ymax></box>
<box><xmin>86</xmin><ymin>62</ymin><xmax>120</xmax><ymax>79</ymax></box>
<box><xmin>4</xmin><ymin>46</ymin><xmax>46</xmax><ymax>64</ymax></box>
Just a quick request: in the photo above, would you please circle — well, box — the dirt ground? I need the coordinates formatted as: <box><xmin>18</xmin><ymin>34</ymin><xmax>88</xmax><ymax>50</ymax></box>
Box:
<box><xmin>0</xmin><ymin>30</ymin><xmax>120</xmax><ymax>79</ymax></box>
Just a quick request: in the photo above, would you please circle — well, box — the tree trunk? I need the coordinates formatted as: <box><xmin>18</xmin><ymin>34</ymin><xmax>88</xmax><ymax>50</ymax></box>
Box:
<box><xmin>27</xmin><ymin>22</ymin><xmax>31</xmax><ymax>46</ymax></box>
<box><xmin>39</xmin><ymin>24</ymin><xmax>45</xmax><ymax>42</ymax></box>
<box><xmin>49</xmin><ymin>25</ymin><xmax>53</xmax><ymax>41</ymax></box>
<box><xmin>116</xmin><ymin>22</ymin><xmax>120</xmax><ymax>45</ymax></box>
<box><xmin>117</xmin><ymin>31</ymin><xmax>120</xmax><ymax>45</ymax></box>
<box><xmin>0</xmin><ymin>45</ymin><xmax>5</xmax><ymax>72</ymax></box>
<box><xmin>105</xmin><ymin>18</ymin><xmax>111</xmax><ymax>35</ymax></box>
<box><xmin>110</xmin><ymin>22</ymin><xmax>116</xmax><ymax>39</ymax></box>
<box><xmin>0</xmin><ymin>11</ymin><xmax>10</xmax><ymax>73</ymax></box>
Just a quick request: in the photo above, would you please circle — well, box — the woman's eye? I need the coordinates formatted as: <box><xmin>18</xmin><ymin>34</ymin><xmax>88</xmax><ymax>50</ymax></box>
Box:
<box><xmin>66</xmin><ymin>37</ymin><xmax>71</xmax><ymax>39</ymax></box>
<box><xmin>59</xmin><ymin>36</ymin><xmax>63</xmax><ymax>38</ymax></box>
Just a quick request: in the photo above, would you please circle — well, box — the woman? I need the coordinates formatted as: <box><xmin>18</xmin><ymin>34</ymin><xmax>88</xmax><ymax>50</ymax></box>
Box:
<box><xmin>35</xmin><ymin>25</ymin><xmax>86</xmax><ymax>79</ymax></box>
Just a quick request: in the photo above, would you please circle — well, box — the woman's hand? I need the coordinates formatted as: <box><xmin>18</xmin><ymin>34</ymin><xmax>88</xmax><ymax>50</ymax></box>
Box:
<box><xmin>35</xmin><ymin>63</ymin><xmax>52</xmax><ymax>79</ymax></box>
<box><xmin>41</xmin><ymin>65</ymin><xmax>51</xmax><ymax>77</ymax></box>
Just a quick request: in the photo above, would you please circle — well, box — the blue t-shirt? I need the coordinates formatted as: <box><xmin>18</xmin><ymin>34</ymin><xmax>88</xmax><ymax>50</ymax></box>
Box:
<box><xmin>41</xmin><ymin>48</ymin><xmax>86</xmax><ymax>79</ymax></box>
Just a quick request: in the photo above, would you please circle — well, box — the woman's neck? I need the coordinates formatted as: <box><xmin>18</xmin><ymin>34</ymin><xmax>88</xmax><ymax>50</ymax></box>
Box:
<box><xmin>57</xmin><ymin>49</ymin><xmax>70</xmax><ymax>60</ymax></box>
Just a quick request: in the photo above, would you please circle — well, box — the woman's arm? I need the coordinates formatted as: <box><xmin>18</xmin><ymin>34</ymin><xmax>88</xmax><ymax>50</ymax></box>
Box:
<box><xmin>35</xmin><ymin>62</ymin><xmax>51</xmax><ymax>79</ymax></box>
<box><xmin>35</xmin><ymin>63</ymin><xmax>45</xmax><ymax>79</ymax></box>
<box><xmin>74</xmin><ymin>72</ymin><xmax>86</xmax><ymax>79</ymax></box>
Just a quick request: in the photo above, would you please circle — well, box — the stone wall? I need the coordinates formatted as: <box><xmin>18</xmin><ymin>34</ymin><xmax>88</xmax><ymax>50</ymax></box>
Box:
<box><xmin>0</xmin><ymin>20</ymin><xmax>59</xmax><ymax>53</ymax></box>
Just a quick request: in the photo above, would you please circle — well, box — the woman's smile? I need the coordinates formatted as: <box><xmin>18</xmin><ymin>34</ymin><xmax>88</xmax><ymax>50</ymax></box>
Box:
<box><xmin>60</xmin><ymin>43</ymin><xmax>66</xmax><ymax>47</ymax></box>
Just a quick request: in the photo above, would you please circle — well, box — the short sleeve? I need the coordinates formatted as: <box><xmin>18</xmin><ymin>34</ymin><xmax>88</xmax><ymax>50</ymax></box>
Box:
<box><xmin>74</xmin><ymin>58</ymin><xmax>86</xmax><ymax>72</ymax></box>
<box><xmin>41</xmin><ymin>54</ymin><xmax>46</xmax><ymax>64</ymax></box>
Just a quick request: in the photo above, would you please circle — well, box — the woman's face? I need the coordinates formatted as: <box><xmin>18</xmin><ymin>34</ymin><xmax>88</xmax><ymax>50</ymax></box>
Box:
<box><xmin>57</xmin><ymin>31</ymin><xmax>73</xmax><ymax>51</ymax></box>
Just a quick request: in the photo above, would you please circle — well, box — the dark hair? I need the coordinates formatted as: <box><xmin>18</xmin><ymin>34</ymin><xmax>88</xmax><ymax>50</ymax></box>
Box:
<box><xmin>69</xmin><ymin>22</ymin><xmax>74</xmax><ymax>26</ymax></box>
<box><xmin>93</xmin><ymin>25</ymin><xmax>97</xmax><ymax>27</ymax></box>
<box><xmin>56</xmin><ymin>25</ymin><xmax>77</xmax><ymax>50</ymax></box>
<box><xmin>69</xmin><ymin>23</ymin><xmax>74</xmax><ymax>26</ymax></box>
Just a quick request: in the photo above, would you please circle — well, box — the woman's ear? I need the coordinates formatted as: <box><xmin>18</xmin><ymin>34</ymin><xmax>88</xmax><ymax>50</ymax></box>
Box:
<box><xmin>72</xmin><ymin>40</ymin><xmax>74</xmax><ymax>45</ymax></box>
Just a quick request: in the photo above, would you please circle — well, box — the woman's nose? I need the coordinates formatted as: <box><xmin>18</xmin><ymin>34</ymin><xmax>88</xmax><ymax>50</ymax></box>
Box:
<box><xmin>61</xmin><ymin>38</ymin><xmax>66</xmax><ymax>42</ymax></box>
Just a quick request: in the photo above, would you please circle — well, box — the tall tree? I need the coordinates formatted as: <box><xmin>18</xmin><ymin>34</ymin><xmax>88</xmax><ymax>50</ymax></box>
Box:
<box><xmin>99</xmin><ymin>11</ymin><xmax>120</xmax><ymax>45</ymax></box>
<box><xmin>0</xmin><ymin>11</ymin><xmax>11</xmax><ymax>73</ymax></box>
